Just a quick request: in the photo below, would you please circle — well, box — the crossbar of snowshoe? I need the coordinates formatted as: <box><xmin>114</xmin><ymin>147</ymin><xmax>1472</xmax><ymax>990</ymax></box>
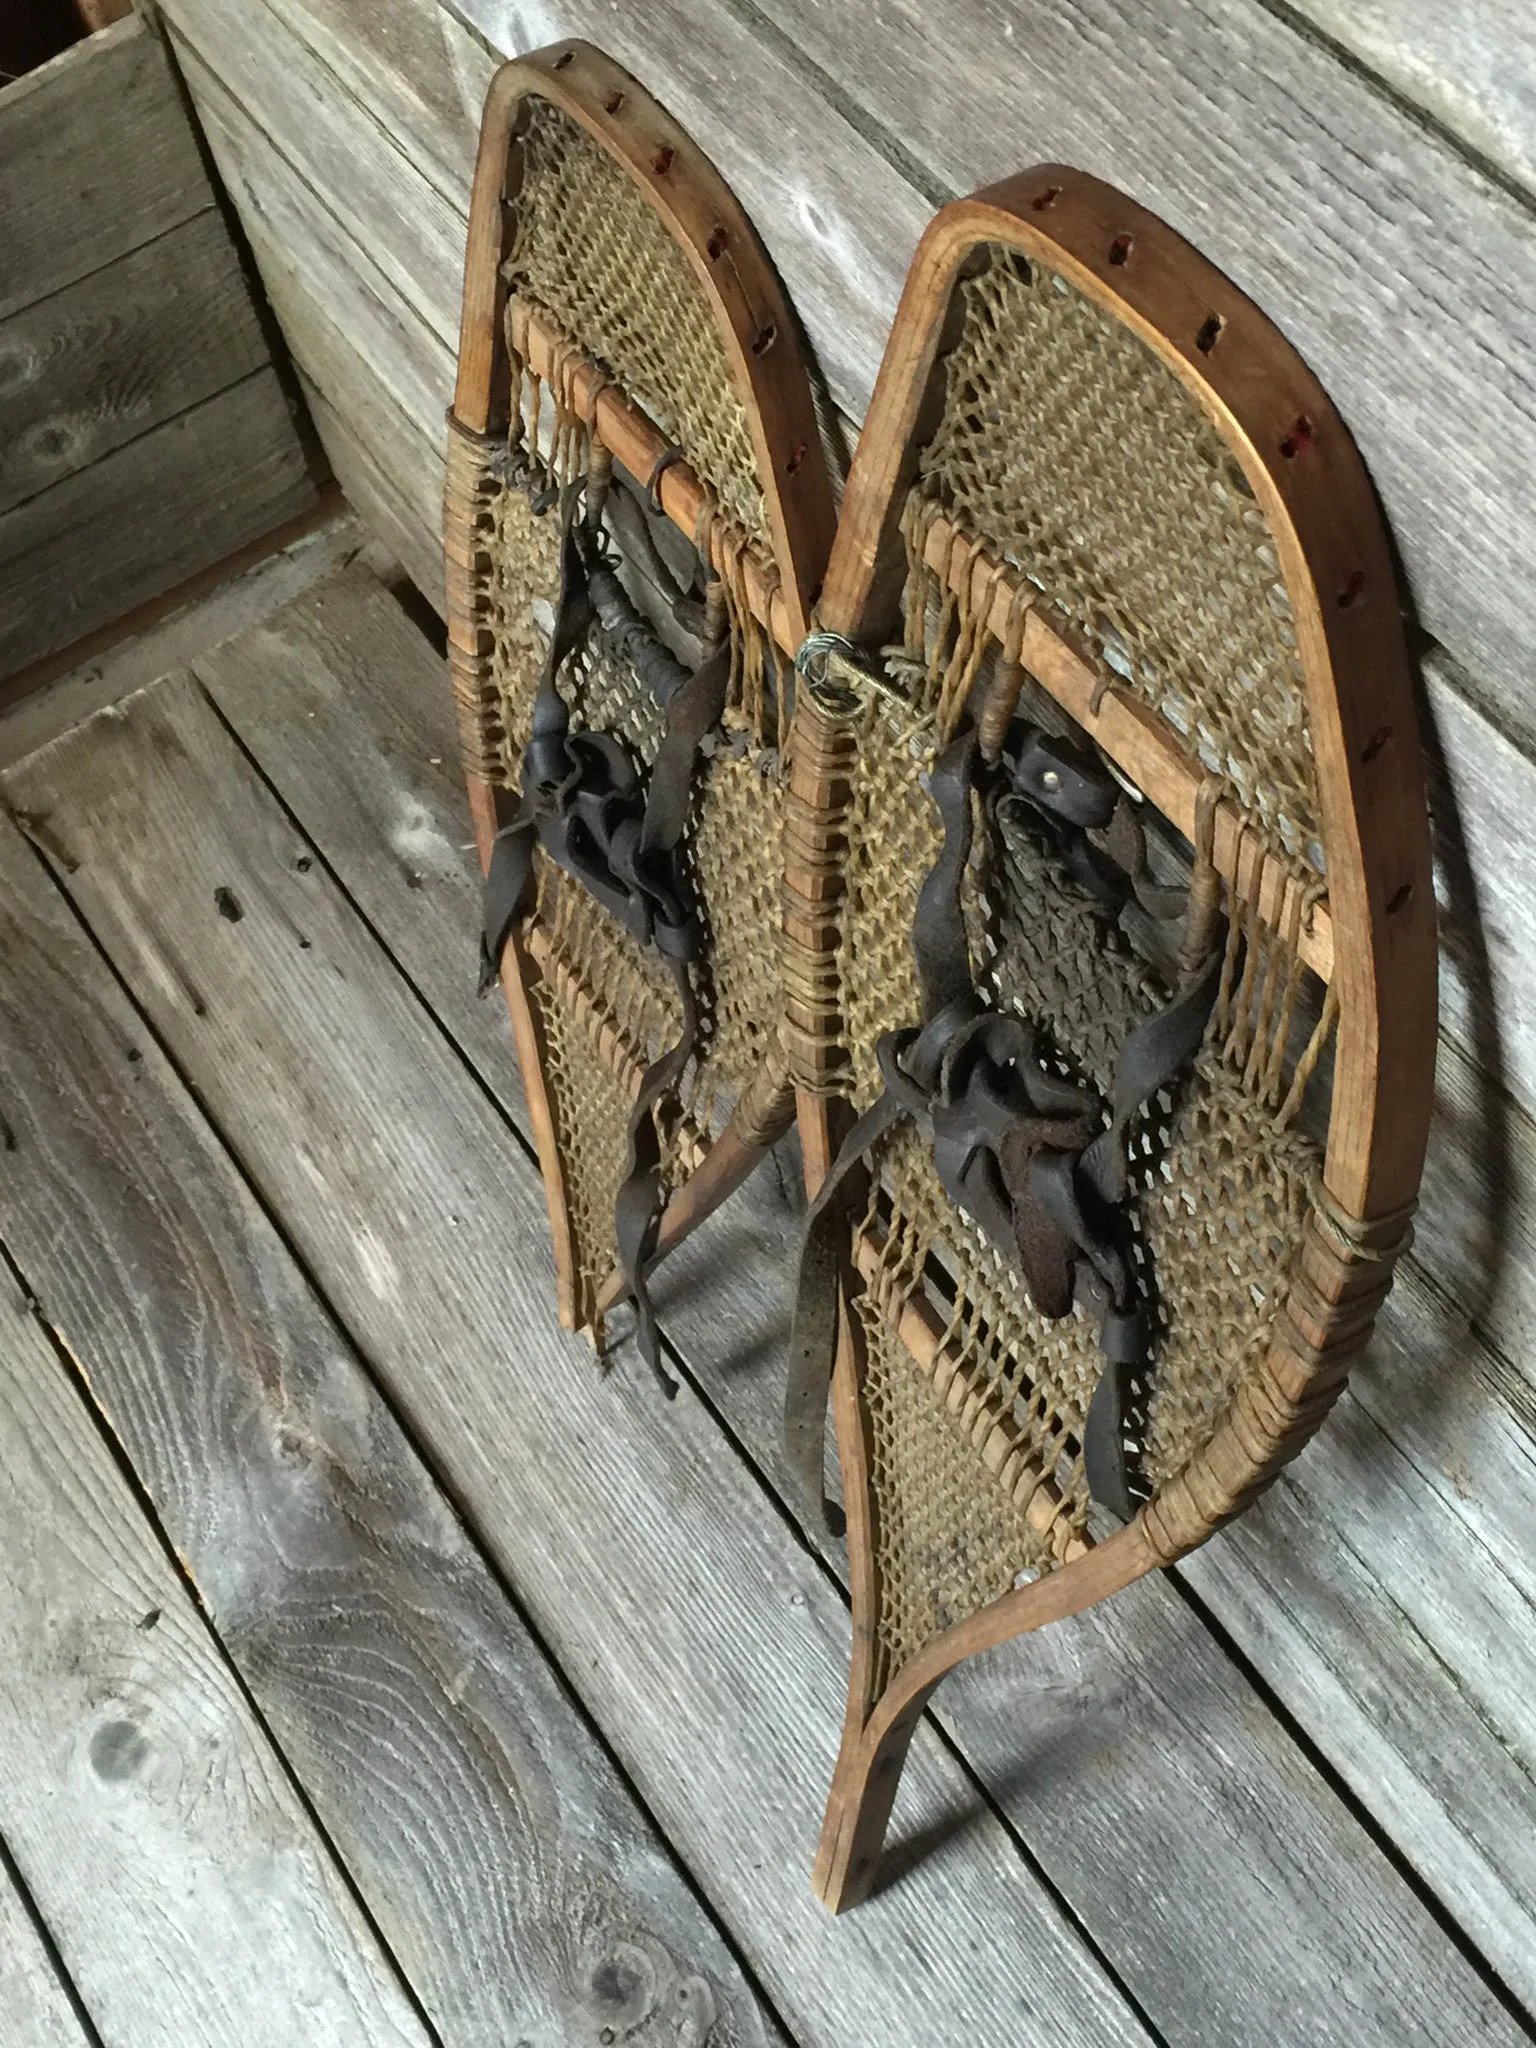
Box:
<box><xmin>914</xmin><ymin>509</ymin><xmax>1336</xmax><ymax>981</ymax></box>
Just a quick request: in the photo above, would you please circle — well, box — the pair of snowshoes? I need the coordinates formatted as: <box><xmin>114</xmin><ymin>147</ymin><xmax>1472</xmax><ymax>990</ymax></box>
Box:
<box><xmin>445</xmin><ymin>42</ymin><xmax>1434</xmax><ymax>1909</ymax></box>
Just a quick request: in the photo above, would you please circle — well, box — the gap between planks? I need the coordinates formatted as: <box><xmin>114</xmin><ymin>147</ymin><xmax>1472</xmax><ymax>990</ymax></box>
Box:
<box><xmin>0</xmin><ymin>792</ymin><xmax>786</xmax><ymax>2046</ymax></box>
<box><xmin>0</xmin><ymin>1250</ymin><xmax>431</xmax><ymax>2048</ymax></box>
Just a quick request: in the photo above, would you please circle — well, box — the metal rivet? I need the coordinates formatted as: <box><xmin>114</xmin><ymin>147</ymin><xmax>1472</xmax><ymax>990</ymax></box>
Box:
<box><xmin>1041</xmin><ymin>768</ymin><xmax>1061</xmax><ymax>790</ymax></box>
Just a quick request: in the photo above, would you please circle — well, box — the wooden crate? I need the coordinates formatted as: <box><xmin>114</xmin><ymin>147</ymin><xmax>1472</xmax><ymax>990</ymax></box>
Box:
<box><xmin>0</xmin><ymin>13</ymin><xmax>316</xmax><ymax>683</ymax></box>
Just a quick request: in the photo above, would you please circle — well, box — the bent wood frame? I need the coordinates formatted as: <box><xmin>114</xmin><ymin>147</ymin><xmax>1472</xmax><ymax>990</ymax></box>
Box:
<box><xmin>446</xmin><ymin>40</ymin><xmax>835</xmax><ymax>1329</ymax></box>
<box><xmin>792</xmin><ymin>167</ymin><xmax>1437</xmax><ymax>1908</ymax></box>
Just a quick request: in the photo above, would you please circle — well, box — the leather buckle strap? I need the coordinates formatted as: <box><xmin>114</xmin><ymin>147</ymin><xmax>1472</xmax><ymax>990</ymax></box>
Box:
<box><xmin>478</xmin><ymin>478</ymin><xmax>721</xmax><ymax>992</ymax></box>
<box><xmin>477</xmin><ymin>467</ymin><xmax>732</xmax><ymax>1392</ymax></box>
<box><xmin>784</xmin><ymin>691</ymin><xmax>1225</xmax><ymax>1528</ymax></box>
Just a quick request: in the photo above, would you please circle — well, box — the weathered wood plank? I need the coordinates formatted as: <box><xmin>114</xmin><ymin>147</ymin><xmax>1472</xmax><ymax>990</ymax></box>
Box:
<box><xmin>0</xmin><ymin>509</ymin><xmax>364</xmax><ymax>770</ymax></box>
<box><xmin>300</xmin><ymin>376</ymin><xmax>446</xmax><ymax>608</ymax></box>
<box><xmin>0</xmin><ymin>1851</ymin><xmax>93</xmax><ymax>2048</ymax></box>
<box><xmin>5</xmin><ymin>673</ymin><xmax>1157</xmax><ymax>2048</ymax></box>
<box><xmin>0</xmin><ymin>211</ymin><xmax>269</xmax><ymax>515</ymax></box>
<box><xmin>1426</xmin><ymin>665</ymin><xmax>1536</xmax><ymax>1159</ymax></box>
<box><xmin>259</xmin><ymin>0</ymin><xmax>494</xmax><ymax>201</ymax></box>
<box><xmin>196</xmin><ymin>562</ymin><xmax>1536</xmax><ymax>2036</ymax></box>
<box><xmin>161</xmin><ymin>0</ymin><xmax>470</xmax><ymax>355</ymax></box>
<box><xmin>159</xmin><ymin>38</ymin><xmax>452</xmax><ymax>596</ymax></box>
<box><xmin>0</xmin><ymin>810</ymin><xmax>781</xmax><ymax>2047</ymax></box>
<box><xmin>1182</xmin><ymin>1423</ymin><xmax>1536</xmax><ymax>1996</ymax></box>
<box><xmin>0</xmin><ymin>367</ymin><xmax>314</xmax><ymax>677</ymax></box>
<box><xmin>1284</xmin><ymin>0</ymin><xmax>1536</xmax><ymax>207</ymax></box>
<box><xmin>469</xmin><ymin>0</ymin><xmax>1536</xmax><ymax>738</ymax></box>
<box><xmin>193</xmin><ymin>566</ymin><xmax>513</xmax><ymax>1097</ymax></box>
<box><xmin>171</xmin><ymin>40</ymin><xmax>456</xmax><ymax>445</ymax></box>
<box><xmin>162</xmin><ymin>19</ymin><xmax>455</xmax><ymax>596</ymax></box>
<box><xmin>0</xmin><ymin>1264</ymin><xmax>429</xmax><ymax>2048</ymax></box>
<box><xmin>0</xmin><ymin>16</ymin><xmax>213</xmax><ymax>319</ymax></box>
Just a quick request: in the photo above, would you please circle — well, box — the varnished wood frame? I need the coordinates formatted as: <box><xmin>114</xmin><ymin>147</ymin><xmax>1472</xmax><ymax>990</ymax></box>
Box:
<box><xmin>445</xmin><ymin>41</ymin><xmax>836</xmax><ymax>1330</ymax></box>
<box><xmin>792</xmin><ymin>168</ymin><xmax>1437</xmax><ymax>1908</ymax></box>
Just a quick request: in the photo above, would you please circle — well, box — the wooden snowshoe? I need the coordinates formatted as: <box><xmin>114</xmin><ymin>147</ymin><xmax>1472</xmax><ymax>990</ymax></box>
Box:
<box><xmin>779</xmin><ymin>169</ymin><xmax>1436</xmax><ymax>1908</ymax></box>
<box><xmin>445</xmin><ymin>42</ymin><xmax>835</xmax><ymax>1380</ymax></box>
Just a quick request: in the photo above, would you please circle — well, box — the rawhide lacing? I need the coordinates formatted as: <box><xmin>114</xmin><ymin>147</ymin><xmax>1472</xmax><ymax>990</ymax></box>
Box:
<box><xmin>785</xmin><ymin>639</ymin><xmax>1228</xmax><ymax>1529</ymax></box>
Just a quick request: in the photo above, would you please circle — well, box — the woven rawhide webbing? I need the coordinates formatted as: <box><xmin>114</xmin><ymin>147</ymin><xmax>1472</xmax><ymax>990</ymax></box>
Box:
<box><xmin>446</xmin><ymin>43</ymin><xmax>834</xmax><ymax>1358</ymax></box>
<box><xmin>783</xmin><ymin>168</ymin><xmax>1435</xmax><ymax>1912</ymax></box>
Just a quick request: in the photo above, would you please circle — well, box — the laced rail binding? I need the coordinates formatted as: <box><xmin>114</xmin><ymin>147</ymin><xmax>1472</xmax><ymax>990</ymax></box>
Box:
<box><xmin>445</xmin><ymin>43</ymin><xmax>834</xmax><ymax>1357</ymax></box>
<box><xmin>782</xmin><ymin>169</ymin><xmax>1436</xmax><ymax>1910</ymax></box>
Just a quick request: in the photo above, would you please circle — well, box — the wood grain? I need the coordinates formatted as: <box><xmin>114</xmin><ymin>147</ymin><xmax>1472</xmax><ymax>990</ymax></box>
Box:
<box><xmin>192</xmin><ymin>564</ymin><xmax>518</xmax><ymax>1104</ymax></box>
<box><xmin>299</xmin><ymin>376</ymin><xmax>446</xmax><ymax>607</ymax></box>
<box><xmin>160</xmin><ymin>0</ymin><xmax>473</xmax><ymax>355</ymax></box>
<box><xmin>0</xmin><ymin>17</ymin><xmax>212</xmax><ymax>320</ymax></box>
<box><xmin>195</xmin><ymin>565</ymin><xmax>1534</xmax><ymax>2040</ymax></box>
<box><xmin>1426</xmin><ymin>664</ymin><xmax>1536</xmax><ymax>1133</ymax></box>
<box><xmin>163</xmin><ymin>22</ymin><xmax>453</xmax><ymax>599</ymax></box>
<box><xmin>251</xmin><ymin>0</ymin><xmax>493</xmax><ymax>204</ymax></box>
<box><xmin>0</xmin><ymin>211</ymin><xmax>269</xmax><ymax>515</ymax></box>
<box><xmin>0</xmin><ymin>368</ymin><xmax>314</xmax><ymax>678</ymax></box>
<box><xmin>0</xmin><ymin>1262</ymin><xmax>429</xmax><ymax>2048</ymax></box>
<box><xmin>0</xmin><ymin>1853</ymin><xmax>92</xmax><ymax>2048</ymax></box>
<box><xmin>1284</xmin><ymin>0</ymin><xmax>1536</xmax><ymax>206</ymax></box>
<box><xmin>0</xmin><ymin>812</ymin><xmax>780</xmax><ymax>2045</ymax></box>
<box><xmin>0</xmin><ymin>509</ymin><xmax>364</xmax><ymax>770</ymax></box>
<box><xmin>170</xmin><ymin>20</ymin><xmax>452</xmax><ymax>616</ymax></box>
<box><xmin>5</xmin><ymin>670</ymin><xmax>1159</xmax><ymax>2048</ymax></box>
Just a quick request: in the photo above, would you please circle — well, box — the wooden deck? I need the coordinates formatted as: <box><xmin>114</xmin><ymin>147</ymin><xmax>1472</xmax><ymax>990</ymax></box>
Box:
<box><xmin>0</xmin><ymin>522</ymin><xmax>1527</xmax><ymax>2045</ymax></box>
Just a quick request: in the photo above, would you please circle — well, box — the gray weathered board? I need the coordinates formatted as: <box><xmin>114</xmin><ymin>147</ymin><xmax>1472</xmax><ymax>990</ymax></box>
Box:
<box><xmin>1</xmin><ymin>567</ymin><xmax>1525</xmax><ymax>2041</ymax></box>
<box><xmin>0</xmin><ymin>369</ymin><xmax>313</xmax><ymax>677</ymax></box>
<box><xmin>0</xmin><ymin>18</ymin><xmax>209</xmax><ymax>321</ymax></box>
<box><xmin>1283</xmin><ymin>0</ymin><xmax>1536</xmax><ymax>206</ymax></box>
<box><xmin>0</xmin><ymin>1262</ymin><xmax>429</xmax><ymax>2048</ymax></box>
<box><xmin>300</xmin><ymin>376</ymin><xmax>446</xmax><ymax>606</ymax></box>
<box><xmin>0</xmin><ymin>805</ymin><xmax>780</xmax><ymax>2046</ymax></box>
<box><xmin>0</xmin><ymin>12</ymin><xmax>315</xmax><ymax>680</ymax></box>
<box><xmin>0</xmin><ymin>1853</ymin><xmax>92</xmax><ymax>2048</ymax></box>
<box><xmin>0</xmin><ymin>508</ymin><xmax>364</xmax><ymax>770</ymax></box>
<box><xmin>0</xmin><ymin>211</ymin><xmax>271</xmax><ymax>515</ymax></box>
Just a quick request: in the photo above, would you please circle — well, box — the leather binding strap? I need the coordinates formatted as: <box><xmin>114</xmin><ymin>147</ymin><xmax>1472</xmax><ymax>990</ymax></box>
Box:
<box><xmin>785</xmin><ymin>696</ymin><xmax>1224</xmax><ymax>1529</ymax></box>
<box><xmin>479</xmin><ymin>480</ymin><xmax>729</xmax><ymax>1391</ymax></box>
